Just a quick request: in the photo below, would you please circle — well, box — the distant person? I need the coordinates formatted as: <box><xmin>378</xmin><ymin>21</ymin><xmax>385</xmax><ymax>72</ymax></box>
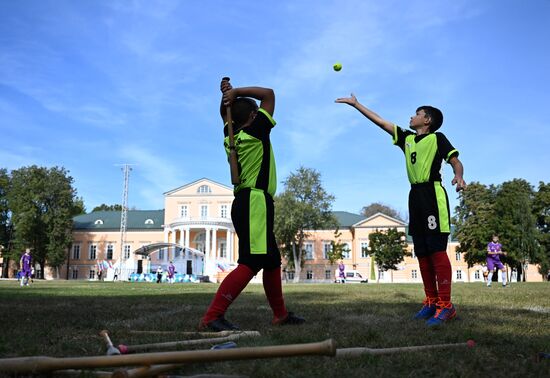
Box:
<box><xmin>338</xmin><ymin>260</ymin><xmax>346</xmax><ymax>283</ymax></box>
<box><xmin>486</xmin><ymin>234</ymin><xmax>507</xmax><ymax>287</ymax></box>
<box><xmin>167</xmin><ymin>261</ymin><xmax>176</xmax><ymax>284</ymax></box>
<box><xmin>336</xmin><ymin>94</ymin><xmax>466</xmax><ymax>326</ymax></box>
<box><xmin>156</xmin><ymin>266</ymin><xmax>163</xmax><ymax>283</ymax></box>
<box><xmin>482</xmin><ymin>265</ymin><xmax>488</xmax><ymax>283</ymax></box>
<box><xmin>199</xmin><ymin>79</ymin><xmax>305</xmax><ymax>332</ymax></box>
<box><xmin>19</xmin><ymin>248</ymin><xmax>32</xmax><ymax>287</ymax></box>
<box><xmin>113</xmin><ymin>267</ymin><xmax>119</xmax><ymax>281</ymax></box>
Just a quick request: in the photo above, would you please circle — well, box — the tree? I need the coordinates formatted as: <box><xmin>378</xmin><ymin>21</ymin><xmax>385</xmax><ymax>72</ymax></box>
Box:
<box><xmin>7</xmin><ymin>166</ymin><xmax>80</xmax><ymax>278</ymax></box>
<box><xmin>361</xmin><ymin>202</ymin><xmax>403</xmax><ymax>221</ymax></box>
<box><xmin>326</xmin><ymin>229</ymin><xmax>348</xmax><ymax>265</ymax></box>
<box><xmin>274</xmin><ymin>167</ymin><xmax>337</xmax><ymax>282</ymax></box>
<box><xmin>92</xmin><ymin>204</ymin><xmax>122</xmax><ymax>212</ymax></box>
<box><xmin>494</xmin><ymin>179</ymin><xmax>543</xmax><ymax>281</ymax></box>
<box><xmin>0</xmin><ymin>168</ymin><xmax>12</xmax><ymax>278</ymax></box>
<box><xmin>368</xmin><ymin>228</ymin><xmax>409</xmax><ymax>282</ymax></box>
<box><xmin>533</xmin><ymin>182</ymin><xmax>550</xmax><ymax>276</ymax></box>
<box><xmin>453</xmin><ymin>182</ymin><xmax>497</xmax><ymax>267</ymax></box>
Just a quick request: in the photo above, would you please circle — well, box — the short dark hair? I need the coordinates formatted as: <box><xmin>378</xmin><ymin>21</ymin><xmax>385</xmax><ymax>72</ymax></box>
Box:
<box><xmin>231</xmin><ymin>97</ymin><xmax>258</xmax><ymax>127</ymax></box>
<box><xmin>417</xmin><ymin>106</ymin><xmax>443</xmax><ymax>132</ymax></box>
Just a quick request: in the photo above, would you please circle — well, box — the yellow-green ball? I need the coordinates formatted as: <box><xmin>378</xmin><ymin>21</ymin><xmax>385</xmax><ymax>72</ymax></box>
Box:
<box><xmin>333</xmin><ymin>62</ymin><xmax>342</xmax><ymax>71</ymax></box>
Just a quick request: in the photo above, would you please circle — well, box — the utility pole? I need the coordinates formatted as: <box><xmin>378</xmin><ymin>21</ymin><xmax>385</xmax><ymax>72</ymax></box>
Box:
<box><xmin>116</xmin><ymin>164</ymin><xmax>134</xmax><ymax>279</ymax></box>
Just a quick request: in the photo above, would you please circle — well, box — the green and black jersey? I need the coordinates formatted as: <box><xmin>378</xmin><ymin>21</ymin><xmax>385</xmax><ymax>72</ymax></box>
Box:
<box><xmin>392</xmin><ymin>125</ymin><xmax>459</xmax><ymax>236</ymax></box>
<box><xmin>224</xmin><ymin>108</ymin><xmax>277</xmax><ymax>197</ymax></box>
<box><xmin>392</xmin><ymin>125</ymin><xmax>458</xmax><ymax>184</ymax></box>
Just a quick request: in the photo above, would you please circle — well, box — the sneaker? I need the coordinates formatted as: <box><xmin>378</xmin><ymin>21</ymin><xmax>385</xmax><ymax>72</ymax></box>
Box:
<box><xmin>426</xmin><ymin>301</ymin><xmax>456</xmax><ymax>327</ymax></box>
<box><xmin>272</xmin><ymin>312</ymin><xmax>306</xmax><ymax>326</ymax></box>
<box><xmin>487</xmin><ymin>283</ymin><xmax>491</xmax><ymax>287</ymax></box>
<box><xmin>413</xmin><ymin>297</ymin><xmax>438</xmax><ymax>320</ymax></box>
<box><xmin>198</xmin><ymin>316</ymin><xmax>240</xmax><ymax>332</ymax></box>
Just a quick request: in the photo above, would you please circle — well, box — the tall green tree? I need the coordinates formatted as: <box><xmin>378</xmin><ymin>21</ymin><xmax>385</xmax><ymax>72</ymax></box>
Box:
<box><xmin>0</xmin><ymin>168</ymin><xmax>12</xmax><ymax>277</ymax></box>
<box><xmin>274</xmin><ymin>167</ymin><xmax>337</xmax><ymax>282</ymax></box>
<box><xmin>494</xmin><ymin>179</ymin><xmax>542</xmax><ymax>280</ymax></box>
<box><xmin>360</xmin><ymin>202</ymin><xmax>403</xmax><ymax>221</ymax></box>
<box><xmin>92</xmin><ymin>204</ymin><xmax>121</xmax><ymax>212</ymax></box>
<box><xmin>453</xmin><ymin>182</ymin><xmax>496</xmax><ymax>267</ymax></box>
<box><xmin>533</xmin><ymin>181</ymin><xmax>550</xmax><ymax>276</ymax></box>
<box><xmin>368</xmin><ymin>228</ymin><xmax>409</xmax><ymax>282</ymax></box>
<box><xmin>326</xmin><ymin>229</ymin><xmax>348</xmax><ymax>265</ymax></box>
<box><xmin>7</xmin><ymin>166</ymin><xmax>80</xmax><ymax>278</ymax></box>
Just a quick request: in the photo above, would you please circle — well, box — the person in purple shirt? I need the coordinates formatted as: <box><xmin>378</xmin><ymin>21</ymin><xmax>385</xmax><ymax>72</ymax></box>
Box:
<box><xmin>19</xmin><ymin>248</ymin><xmax>32</xmax><ymax>286</ymax></box>
<box><xmin>487</xmin><ymin>234</ymin><xmax>507</xmax><ymax>287</ymax></box>
<box><xmin>338</xmin><ymin>260</ymin><xmax>346</xmax><ymax>284</ymax></box>
<box><xmin>167</xmin><ymin>261</ymin><xmax>176</xmax><ymax>284</ymax></box>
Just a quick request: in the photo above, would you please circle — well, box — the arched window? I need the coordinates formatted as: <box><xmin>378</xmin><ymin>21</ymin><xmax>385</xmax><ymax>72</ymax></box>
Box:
<box><xmin>145</xmin><ymin>219</ymin><xmax>154</xmax><ymax>225</ymax></box>
<box><xmin>197</xmin><ymin>185</ymin><xmax>212</xmax><ymax>194</ymax></box>
<box><xmin>94</xmin><ymin>219</ymin><xmax>104</xmax><ymax>225</ymax></box>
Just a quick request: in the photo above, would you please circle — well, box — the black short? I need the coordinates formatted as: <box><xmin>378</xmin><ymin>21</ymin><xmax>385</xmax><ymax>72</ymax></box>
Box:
<box><xmin>408</xmin><ymin>182</ymin><xmax>451</xmax><ymax>235</ymax></box>
<box><xmin>232</xmin><ymin>188</ymin><xmax>281</xmax><ymax>272</ymax></box>
<box><xmin>412</xmin><ymin>234</ymin><xmax>449</xmax><ymax>257</ymax></box>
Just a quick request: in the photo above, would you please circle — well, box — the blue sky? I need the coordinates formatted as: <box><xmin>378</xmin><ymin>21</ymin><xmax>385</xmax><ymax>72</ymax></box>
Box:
<box><xmin>1</xmin><ymin>0</ymin><xmax>549</xmax><ymax>218</ymax></box>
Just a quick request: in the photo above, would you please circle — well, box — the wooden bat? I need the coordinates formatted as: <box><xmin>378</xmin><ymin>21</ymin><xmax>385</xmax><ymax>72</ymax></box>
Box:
<box><xmin>0</xmin><ymin>339</ymin><xmax>336</xmax><ymax>373</ymax></box>
<box><xmin>128</xmin><ymin>330</ymin><xmax>252</xmax><ymax>337</ymax></box>
<box><xmin>336</xmin><ymin>339</ymin><xmax>475</xmax><ymax>357</ymax></box>
<box><xmin>118</xmin><ymin>331</ymin><xmax>261</xmax><ymax>354</ymax></box>
<box><xmin>222</xmin><ymin>76</ymin><xmax>240</xmax><ymax>185</ymax></box>
<box><xmin>99</xmin><ymin>330</ymin><xmax>121</xmax><ymax>356</ymax></box>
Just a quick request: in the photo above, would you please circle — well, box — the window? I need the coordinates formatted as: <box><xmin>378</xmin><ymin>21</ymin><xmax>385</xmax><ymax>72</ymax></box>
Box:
<box><xmin>287</xmin><ymin>271</ymin><xmax>295</xmax><ymax>280</ymax></box>
<box><xmin>455</xmin><ymin>252</ymin><xmax>462</xmax><ymax>261</ymax></box>
<box><xmin>220</xmin><ymin>204</ymin><xmax>228</xmax><ymax>218</ymax></box>
<box><xmin>325</xmin><ymin>270</ymin><xmax>332</xmax><ymax>279</ymax></box>
<box><xmin>342</xmin><ymin>243</ymin><xmax>351</xmax><ymax>259</ymax></box>
<box><xmin>94</xmin><ymin>219</ymin><xmax>104</xmax><ymax>225</ymax></box>
<box><xmin>71</xmin><ymin>269</ymin><xmax>78</xmax><ymax>279</ymax></box>
<box><xmin>474</xmin><ymin>270</ymin><xmax>480</xmax><ymax>280</ymax></box>
<box><xmin>323</xmin><ymin>243</ymin><xmax>332</xmax><ymax>259</ymax></box>
<box><xmin>159</xmin><ymin>249</ymin><xmax>165</xmax><ymax>260</ymax></box>
<box><xmin>89</xmin><ymin>269</ymin><xmax>96</xmax><ymax>279</ymax></box>
<box><xmin>360</xmin><ymin>242</ymin><xmax>369</xmax><ymax>258</ymax></box>
<box><xmin>72</xmin><ymin>245</ymin><xmax>80</xmax><ymax>260</ymax></box>
<box><xmin>379</xmin><ymin>271</ymin><xmax>385</xmax><ymax>279</ymax></box>
<box><xmin>197</xmin><ymin>185</ymin><xmax>212</xmax><ymax>193</ymax></box>
<box><xmin>200</xmin><ymin>205</ymin><xmax>208</xmax><ymax>218</ymax></box>
<box><xmin>107</xmin><ymin>244</ymin><xmax>114</xmax><ymax>260</ymax></box>
<box><xmin>89</xmin><ymin>245</ymin><xmax>97</xmax><ymax>260</ymax></box>
<box><xmin>180</xmin><ymin>205</ymin><xmax>188</xmax><ymax>218</ymax></box>
<box><xmin>456</xmin><ymin>270</ymin><xmax>462</xmax><ymax>280</ymax></box>
<box><xmin>124</xmin><ymin>244</ymin><xmax>131</xmax><ymax>259</ymax></box>
<box><xmin>412</xmin><ymin>269</ymin><xmax>418</xmax><ymax>279</ymax></box>
<box><xmin>145</xmin><ymin>219</ymin><xmax>154</xmax><ymax>225</ymax></box>
<box><xmin>304</xmin><ymin>243</ymin><xmax>314</xmax><ymax>260</ymax></box>
<box><xmin>306</xmin><ymin>270</ymin><xmax>313</xmax><ymax>280</ymax></box>
<box><xmin>220</xmin><ymin>242</ymin><xmax>227</xmax><ymax>258</ymax></box>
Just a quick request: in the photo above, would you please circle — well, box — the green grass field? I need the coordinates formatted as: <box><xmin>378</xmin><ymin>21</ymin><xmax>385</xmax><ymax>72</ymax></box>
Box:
<box><xmin>0</xmin><ymin>280</ymin><xmax>549</xmax><ymax>377</ymax></box>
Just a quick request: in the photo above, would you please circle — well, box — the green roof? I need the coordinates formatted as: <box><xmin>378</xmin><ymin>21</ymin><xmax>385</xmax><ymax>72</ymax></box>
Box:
<box><xmin>332</xmin><ymin>211</ymin><xmax>366</xmax><ymax>228</ymax></box>
<box><xmin>73</xmin><ymin>210</ymin><xmax>164</xmax><ymax>231</ymax></box>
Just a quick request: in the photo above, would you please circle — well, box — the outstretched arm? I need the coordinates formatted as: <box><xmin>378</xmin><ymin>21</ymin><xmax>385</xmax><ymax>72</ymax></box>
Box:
<box><xmin>448</xmin><ymin>156</ymin><xmax>466</xmax><ymax>192</ymax></box>
<box><xmin>335</xmin><ymin>93</ymin><xmax>394</xmax><ymax>135</ymax></box>
<box><xmin>223</xmin><ymin>86</ymin><xmax>275</xmax><ymax>116</ymax></box>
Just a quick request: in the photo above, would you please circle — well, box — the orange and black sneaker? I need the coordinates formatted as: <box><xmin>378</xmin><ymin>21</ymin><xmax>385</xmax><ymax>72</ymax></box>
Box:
<box><xmin>413</xmin><ymin>297</ymin><xmax>438</xmax><ymax>320</ymax></box>
<box><xmin>272</xmin><ymin>312</ymin><xmax>306</xmax><ymax>326</ymax></box>
<box><xmin>426</xmin><ymin>301</ymin><xmax>456</xmax><ymax>327</ymax></box>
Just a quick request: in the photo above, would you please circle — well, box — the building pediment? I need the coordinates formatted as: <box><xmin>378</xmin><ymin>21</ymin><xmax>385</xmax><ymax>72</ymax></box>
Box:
<box><xmin>164</xmin><ymin>178</ymin><xmax>233</xmax><ymax>197</ymax></box>
<box><xmin>353</xmin><ymin>212</ymin><xmax>407</xmax><ymax>228</ymax></box>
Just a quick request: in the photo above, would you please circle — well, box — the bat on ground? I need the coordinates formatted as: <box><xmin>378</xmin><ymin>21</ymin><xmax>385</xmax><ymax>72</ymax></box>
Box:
<box><xmin>99</xmin><ymin>330</ymin><xmax>121</xmax><ymax>356</ymax></box>
<box><xmin>0</xmin><ymin>338</ymin><xmax>336</xmax><ymax>373</ymax></box>
<box><xmin>336</xmin><ymin>339</ymin><xmax>475</xmax><ymax>357</ymax></box>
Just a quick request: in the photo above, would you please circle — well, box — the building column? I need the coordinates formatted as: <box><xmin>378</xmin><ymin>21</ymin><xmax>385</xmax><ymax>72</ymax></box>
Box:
<box><xmin>211</xmin><ymin>227</ymin><xmax>218</xmax><ymax>260</ymax></box>
<box><xmin>185</xmin><ymin>227</ymin><xmax>190</xmax><ymax>249</ymax></box>
<box><xmin>205</xmin><ymin>228</ymin><xmax>211</xmax><ymax>260</ymax></box>
<box><xmin>226</xmin><ymin>229</ymin><xmax>231</xmax><ymax>262</ymax></box>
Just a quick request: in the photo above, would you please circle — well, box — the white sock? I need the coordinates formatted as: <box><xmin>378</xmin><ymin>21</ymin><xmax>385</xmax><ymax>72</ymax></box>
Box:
<box><xmin>487</xmin><ymin>272</ymin><xmax>493</xmax><ymax>284</ymax></box>
<box><xmin>502</xmin><ymin>271</ymin><xmax>507</xmax><ymax>285</ymax></box>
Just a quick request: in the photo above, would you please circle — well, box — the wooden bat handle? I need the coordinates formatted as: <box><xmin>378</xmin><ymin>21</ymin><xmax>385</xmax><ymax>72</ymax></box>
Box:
<box><xmin>99</xmin><ymin>330</ymin><xmax>114</xmax><ymax>348</ymax></box>
<box><xmin>222</xmin><ymin>76</ymin><xmax>240</xmax><ymax>185</ymax></box>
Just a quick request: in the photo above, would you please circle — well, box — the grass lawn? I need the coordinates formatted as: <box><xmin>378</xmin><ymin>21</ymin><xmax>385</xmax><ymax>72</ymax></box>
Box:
<box><xmin>0</xmin><ymin>280</ymin><xmax>549</xmax><ymax>377</ymax></box>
